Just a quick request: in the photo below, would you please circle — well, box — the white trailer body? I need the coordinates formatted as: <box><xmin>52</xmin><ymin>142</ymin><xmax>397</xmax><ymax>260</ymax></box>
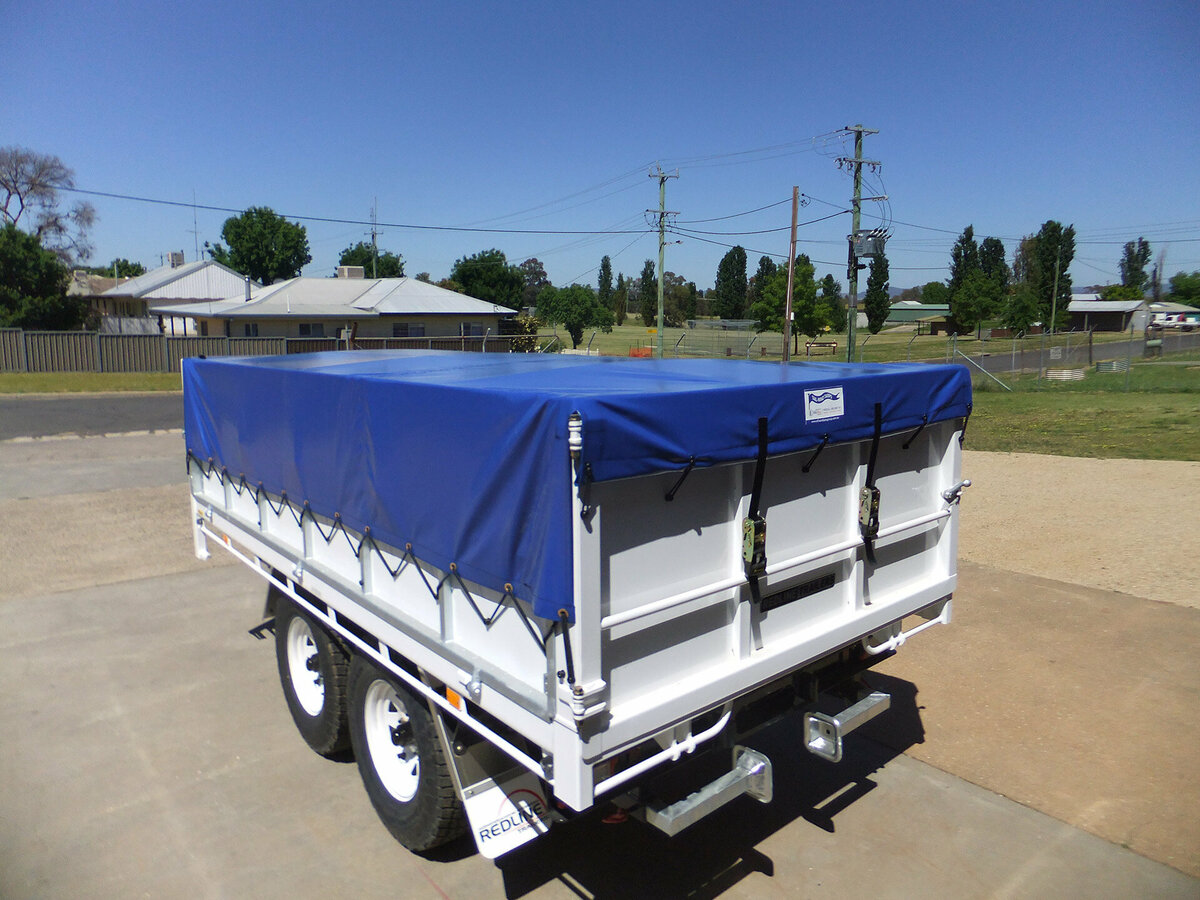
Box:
<box><xmin>184</xmin><ymin>351</ymin><xmax>972</xmax><ymax>857</ymax></box>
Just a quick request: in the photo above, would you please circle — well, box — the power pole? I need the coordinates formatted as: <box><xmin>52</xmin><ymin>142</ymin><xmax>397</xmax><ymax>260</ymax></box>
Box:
<box><xmin>783</xmin><ymin>186</ymin><xmax>799</xmax><ymax>363</ymax></box>
<box><xmin>1049</xmin><ymin>242</ymin><xmax>1062</xmax><ymax>335</ymax></box>
<box><xmin>649</xmin><ymin>166</ymin><xmax>679</xmax><ymax>359</ymax></box>
<box><xmin>838</xmin><ymin>125</ymin><xmax>879</xmax><ymax>362</ymax></box>
<box><xmin>368</xmin><ymin>199</ymin><xmax>380</xmax><ymax>279</ymax></box>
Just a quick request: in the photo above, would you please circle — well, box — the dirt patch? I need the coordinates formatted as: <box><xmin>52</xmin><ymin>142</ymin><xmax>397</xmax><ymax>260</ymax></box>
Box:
<box><xmin>959</xmin><ymin>451</ymin><xmax>1200</xmax><ymax>609</ymax></box>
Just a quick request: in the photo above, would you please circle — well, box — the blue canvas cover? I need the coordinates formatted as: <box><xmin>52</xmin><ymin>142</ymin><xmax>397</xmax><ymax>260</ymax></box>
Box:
<box><xmin>183</xmin><ymin>351</ymin><xmax>971</xmax><ymax>620</ymax></box>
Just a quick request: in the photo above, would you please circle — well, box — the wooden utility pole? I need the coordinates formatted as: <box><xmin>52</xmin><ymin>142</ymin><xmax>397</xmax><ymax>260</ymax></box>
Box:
<box><xmin>368</xmin><ymin>199</ymin><xmax>380</xmax><ymax>279</ymax></box>
<box><xmin>782</xmin><ymin>187</ymin><xmax>799</xmax><ymax>363</ymax></box>
<box><xmin>649</xmin><ymin>166</ymin><xmax>679</xmax><ymax>358</ymax></box>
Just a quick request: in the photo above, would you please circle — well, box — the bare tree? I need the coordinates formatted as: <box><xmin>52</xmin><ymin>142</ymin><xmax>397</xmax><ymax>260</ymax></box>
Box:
<box><xmin>0</xmin><ymin>147</ymin><xmax>95</xmax><ymax>263</ymax></box>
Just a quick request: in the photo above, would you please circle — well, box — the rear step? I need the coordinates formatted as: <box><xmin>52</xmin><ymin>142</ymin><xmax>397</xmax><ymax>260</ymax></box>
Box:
<box><xmin>641</xmin><ymin>746</ymin><xmax>773</xmax><ymax>837</ymax></box>
<box><xmin>803</xmin><ymin>691</ymin><xmax>891</xmax><ymax>763</ymax></box>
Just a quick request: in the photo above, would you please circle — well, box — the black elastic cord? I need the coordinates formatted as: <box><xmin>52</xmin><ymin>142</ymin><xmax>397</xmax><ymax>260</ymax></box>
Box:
<box><xmin>902</xmin><ymin>414</ymin><xmax>928</xmax><ymax>450</ymax></box>
<box><xmin>558</xmin><ymin>609</ymin><xmax>576</xmax><ymax>686</ymax></box>
<box><xmin>802</xmin><ymin>434</ymin><xmax>830</xmax><ymax>473</ymax></box>
<box><xmin>665</xmin><ymin>457</ymin><xmax>697</xmax><ymax>502</ymax></box>
<box><xmin>959</xmin><ymin>402</ymin><xmax>973</xmax><ymax>446</ymax></box>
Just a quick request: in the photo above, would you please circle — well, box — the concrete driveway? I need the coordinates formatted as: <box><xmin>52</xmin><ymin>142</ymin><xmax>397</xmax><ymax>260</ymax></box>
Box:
<box><xmin>0</xmin><ymin>421</ymin><xmax>1196</xmax><ymax>898</ymax></box>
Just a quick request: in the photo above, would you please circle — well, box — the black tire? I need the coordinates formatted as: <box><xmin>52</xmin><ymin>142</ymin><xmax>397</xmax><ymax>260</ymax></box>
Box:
<box><xmin>274</xmin><ymin>598</ymin><xmax>350</xmax><ymax>757</ymax></box>
<box><xmin>347</xmin><ymin>655</ymin><xmax>465</xmax><ymax>853</ymax></box>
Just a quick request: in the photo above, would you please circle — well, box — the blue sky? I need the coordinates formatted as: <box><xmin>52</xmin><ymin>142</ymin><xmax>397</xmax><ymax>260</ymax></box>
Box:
<box><xmin>4</xmin><ymin>0</ymin><xmax>1198</xmax><ymax>291</ymax></box>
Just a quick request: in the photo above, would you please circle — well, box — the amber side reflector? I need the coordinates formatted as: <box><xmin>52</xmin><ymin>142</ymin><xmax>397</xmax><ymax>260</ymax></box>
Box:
<box><xmin>446</xmin><ymin>688</ymin><xmax>463</xmax><ymax>710</ymax></box>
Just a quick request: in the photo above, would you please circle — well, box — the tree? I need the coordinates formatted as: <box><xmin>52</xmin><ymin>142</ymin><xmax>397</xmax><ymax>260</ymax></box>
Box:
<box><xmin>863</xmin><ymin>250</ymin><xmax>891</xmax><ymax>334</ymax></box>
<box><xmin>338</xmin><ymin>241</ymin><xmax>404</xmax><ymax>278</ymax></box>
<box><xmin>979</xmin><ymin>236</ymin><xmax>1009</xmax><ymax>292</ymax></box>
<box><xmin>1003</xmin><ymin>283</ymin><xmax>1041</xmax><ymax>333</ymax></box>
<box><xmin>0</xmin><ymin>222</ymin><xmax>84</xmax><ymax>329</ymax></box>
<box><xmin>597</xmin><ymin>256</ymin><xmax>613</xmax><ymax>309</ymax></box>
<box><xmin>537</xmin><ymin>283</ymin><xmax>612</xmax><ymax>348</ymax></box>
<box><xmin>948</xmin><ymin>226</ymin><xmax>980</xmax><ymax>297</ymax></box>
<box><xmin>0</xmin><ymin>146</ymin><xmax>96</xmax><ymax>264</ymax></box>
<box><xmin>684</xmin><ymin>281</ymin><xmax>698</xmax><ymax>322</ymax></box>
<box><xmin>83</xmin><ymin>258</ymin><xmax>145</xmax><ymax>278</ymax></box>
<box><xmin>951</xmin><ymin>269</ymin><xmax>1001</xmax><ymax>336</ymax></box>
<box><xmin>920</xmin><ymin>281</ymin><xmax>950</xmax><ymax>306</ymax></box>
<box><xmin>613</xmin><ymin>273</ymin><xmax>628</xmax><ymax>325</ymax></box>
<box><xmin>450</xmin><ymin>249</ymin><xmax>525</xmax><ymax>309</ymax></box>
<box><xmin>518</xmin><ymin>258</ymin><xmax>550</xmax><ymax>308</ymax></box>
<box><xmin>712</xmin><ymin>246</ymin><xmax>748</xmax><ymax>320</ymax></box>
<box><xmin>749</xmin><ymin>255</ymin><xmax>820</xmax><ymax>338</ymax></box>
<box><xmin>1098</xmin><ymin>284</ymin><xmax>1144</xmax><ymax>301</ymax></box>
<box><xmin>819</xmin><ymin>274</ymin><xmax>846</xmax><ymax>333</ymax></box>
<box><xmin>746</xmin><ymin>256</ymin><xmax>777</xmax><ymax>313</ymax></box>
<box><xmin>1168</xmin><ymin>271</ymin><xmax>1200</xmax><ymax>306</ymax></box>
<box><xmin>1032</xmin><ymin>220</ymin><xmax>1076</xmax><ymax>331</ymax></box>
<box><xmin>660</xmin><ymin>272</ymin><xmax>691</xmax><ymax>327</ymax></box>
<box><xmin>1119</xmin><ymin>238</ymin><xmax>1151</xmax><ymax>293</ymax></box>
<box><xmin>637</xmin><ymin>259</ymin><xmax>656</xmax><ymax>327</ymax></box>
<box><xmin>207</xmin><ymin>207</ymin><xmax>311</xmax><ymax>284</ymax></box>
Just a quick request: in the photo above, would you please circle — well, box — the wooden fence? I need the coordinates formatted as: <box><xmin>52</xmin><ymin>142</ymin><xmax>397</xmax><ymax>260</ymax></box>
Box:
<box><xmin>0</xmin><ymin>329</ymin><xmax>516</xmax><ymax>374</ymax></box>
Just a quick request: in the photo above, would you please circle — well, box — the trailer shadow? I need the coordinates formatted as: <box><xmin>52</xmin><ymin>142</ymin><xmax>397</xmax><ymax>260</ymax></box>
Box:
<box><xmin>496</xmin><ymin>673</ymin><xmax>925</xmax><ymax>899</ymax></box>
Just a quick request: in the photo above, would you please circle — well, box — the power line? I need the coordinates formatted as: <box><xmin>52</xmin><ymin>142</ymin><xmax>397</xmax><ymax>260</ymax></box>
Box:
<box><xmin>675</xmin><ymin>197</ymin><xmax>792</xmax><ymax>224</ymax></box>
<box><xmin>61</xmin><ymin>186</ymin><xmax>653</xmax><ymax>237</ymax></box>
<box><xmin>672</xmin><ymin>210</ymin><xmax>847</xmax><ymax>236</ymax></box>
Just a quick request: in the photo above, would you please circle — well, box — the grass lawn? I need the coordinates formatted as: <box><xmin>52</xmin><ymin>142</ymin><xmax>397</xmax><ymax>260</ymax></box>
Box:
<box><xmin>540</xmin><ymin>322</ymin><xmax>1137</xmax><ymax>364</ymax></box>
<box><xmin>967</xmin><ymin>357</ymin><xmax>1200</xmax><ymax>460</ymax></box>
<box><xmin>0</xmin><ymin>372</ymin><xmax>183</xmax><ymax>393</ymax></box>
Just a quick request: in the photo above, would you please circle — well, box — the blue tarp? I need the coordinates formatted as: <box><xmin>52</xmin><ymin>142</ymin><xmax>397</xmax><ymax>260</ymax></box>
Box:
<box><xmin>183</xmin><ymin>351</ymin><xmax>971</xmax><ymax>621</ymax></box>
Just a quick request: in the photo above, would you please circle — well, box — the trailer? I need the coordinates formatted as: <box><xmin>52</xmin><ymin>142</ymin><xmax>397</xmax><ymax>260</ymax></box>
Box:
<box><xmin>183</xmin><ymin>350</ymin><xmax>972</xmax><ymax>858</ymax></box>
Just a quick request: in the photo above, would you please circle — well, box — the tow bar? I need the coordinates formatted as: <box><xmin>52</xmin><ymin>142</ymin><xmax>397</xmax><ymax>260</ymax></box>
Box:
<box><xmin>803</xmin><ymin>691</ymin><xmax>891</xmax><ymax>763</ymax></box>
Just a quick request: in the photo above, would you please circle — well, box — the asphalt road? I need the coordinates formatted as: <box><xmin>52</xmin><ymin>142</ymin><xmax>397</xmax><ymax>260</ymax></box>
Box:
<box><xmin>0</xmin><ymin>392</ymin><xmax>183</xmax><ymax>441</ymax></box>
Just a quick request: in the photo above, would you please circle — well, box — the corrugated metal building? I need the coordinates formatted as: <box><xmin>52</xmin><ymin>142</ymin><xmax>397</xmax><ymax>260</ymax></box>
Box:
<box><xmin>1067</xmin><ymin>299</ymin><xmax>1146</xmax><ymax>332</ymax></box>
<box><xmin>91</xmin><ymin>259</ymin><xmax>257</xmax><ymax>334</ymax></box>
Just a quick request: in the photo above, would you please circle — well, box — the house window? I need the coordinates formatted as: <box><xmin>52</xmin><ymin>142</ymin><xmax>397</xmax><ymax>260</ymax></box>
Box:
<box><xmin>392</xmin><ymin>323</ymin><xmax>425</xmax><ymax>338</ymax></box>
<box><xmin>461</xmin><ymin>322</ymin><xmax>484</xmax><ymax>337</ymax></box>
<box><xmin>199</xmin><ymin>321</ymin><xmax>208</xmax><ymax>337</ymax></box>
<box><xmin>298</xmin><ymin>323</ymin><xmax>325</xmax><ymax>337</ymax></box>
<box><xmin>243</xmin><ymin>323</ymin><xmax>259</xmax><ymax>337</ymax></box>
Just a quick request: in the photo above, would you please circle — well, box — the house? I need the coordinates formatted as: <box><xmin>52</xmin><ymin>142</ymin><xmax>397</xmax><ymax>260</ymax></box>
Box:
<box><xmin>94</xmin><ymin>257</ymin><xmax>256</xmax><ymax>334</ymax></box>
<box><xmin>149</xmin><ymin>269</ymin><xmax>517</xmax><ymax>339</ymax></box>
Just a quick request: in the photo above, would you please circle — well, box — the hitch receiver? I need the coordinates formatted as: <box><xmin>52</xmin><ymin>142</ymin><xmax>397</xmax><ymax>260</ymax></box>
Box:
<box><xmin>804</xmin><ymin>691</ymin><xmax>891</xmax><ymax>763</ymax></box>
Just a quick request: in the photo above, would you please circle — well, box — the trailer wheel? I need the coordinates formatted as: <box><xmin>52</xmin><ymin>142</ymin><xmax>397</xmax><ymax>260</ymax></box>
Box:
<box><xmin>274</xmin><ymin>599</ymin><xmax>350</xmax><ymax>757</ymax></box>
<box><xmin>348</xmin><ymin>655</ymin><xmax>465</xmax><ymax>853</ymax></box>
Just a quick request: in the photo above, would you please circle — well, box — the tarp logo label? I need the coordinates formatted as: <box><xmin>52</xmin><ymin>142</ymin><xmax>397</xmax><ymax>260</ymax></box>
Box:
<box><xmin>804</xmin><ymin>386</ymin><xmax>844</xmax><ymax>422</ymax></box>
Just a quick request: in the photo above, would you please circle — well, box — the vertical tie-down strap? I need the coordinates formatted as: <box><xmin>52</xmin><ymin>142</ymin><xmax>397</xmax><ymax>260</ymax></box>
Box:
<box><xmin>859</xmin><ymin>403</ymin><xmax>883</xmax><ymax>564</ymax></box>
<box><xmin>744</xmin><ymin>417</ymin><xmax>769</xmax><ymax>603</ymax></box>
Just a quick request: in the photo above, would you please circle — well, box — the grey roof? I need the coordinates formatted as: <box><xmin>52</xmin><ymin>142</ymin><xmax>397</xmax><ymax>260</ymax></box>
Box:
<box><xmin>103</xmin><ymin>260</ymin><xmax>256</xmax><ymax>298</ymax></box>
<box><xmin>149</xmin><ymin>276</ymin><xmax>515</xmax><ymax>319</ymax></box>
<box><xmin>1068</xmin><ymin>300</ymin><xmax>1145</xmax><ymax>313</ymax></box>
<box><xmin>1149</xmin><ymin>301</ymin><xmax>1199</xmax><ymax>313</ymax></box>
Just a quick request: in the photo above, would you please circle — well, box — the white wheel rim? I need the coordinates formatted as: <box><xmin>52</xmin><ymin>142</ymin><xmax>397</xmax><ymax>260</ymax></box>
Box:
<box><xmin>286</xmin><ymin>616</ymin><xmax>324</xmax><ymax>716</ymax></box>
<box><xmin>363</xmin><ymin>679</ymin><xmax>420</xmax><ymax>802</ymax></box>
